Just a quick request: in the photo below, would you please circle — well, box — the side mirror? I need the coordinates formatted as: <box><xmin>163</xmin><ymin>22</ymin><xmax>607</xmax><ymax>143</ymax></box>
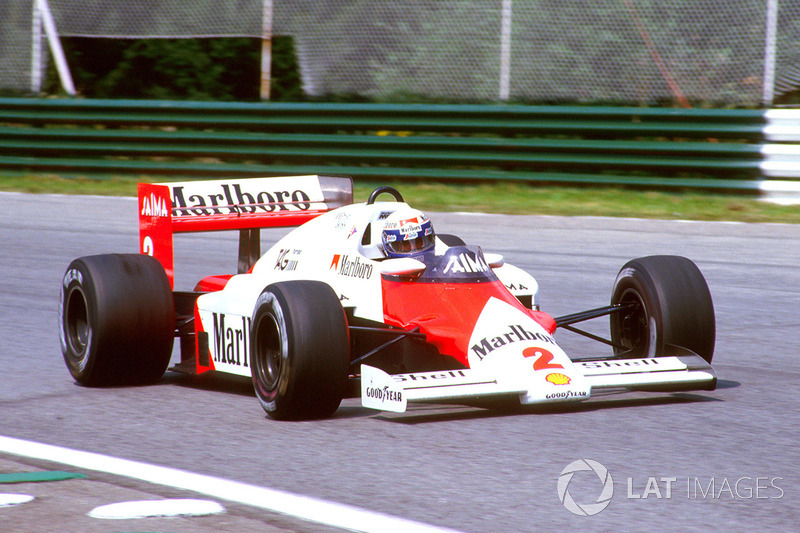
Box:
<box><xmin>484</xmin><ymin>253</ymin><xmax>505</xmax><ymax>268</ymax></box>
<box><xmin>379</xmin><ymin>258</ymin><xmax>426</xmax><ymax>277</ymax></box>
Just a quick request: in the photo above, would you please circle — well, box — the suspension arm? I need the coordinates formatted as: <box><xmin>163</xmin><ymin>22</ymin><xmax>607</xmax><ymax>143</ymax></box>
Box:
<box><xmin>554</xmin><ymin>303</ymin><xmax>636</xmax><ymax>328</ymax></box>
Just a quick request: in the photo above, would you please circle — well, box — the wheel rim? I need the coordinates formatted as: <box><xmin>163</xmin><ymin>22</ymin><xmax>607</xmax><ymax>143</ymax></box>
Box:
<box><xmin>65</xmin><ymin>287</ymin><xmax>90</xmax><ymax>357</ymax></box>
<box><xmin>616</xmin><ymin>288</ymin><xmax>649</xmax><ymax>356</ymax></box>
<box><xmin>254</xmin><ymin>313</ymin><xmax>282</xmax><ymax>391</ymax></box>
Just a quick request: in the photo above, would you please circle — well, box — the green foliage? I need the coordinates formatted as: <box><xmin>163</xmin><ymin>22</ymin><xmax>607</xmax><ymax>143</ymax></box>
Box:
<box><xmin>270</xmin><ymin>36</ymin><xmax>304</xmax><ymax>101</ymax></box>
<box><xmin>47</xmin><ymin>36</ymin><xmax>301</xmax><ymax>101</ymax></box>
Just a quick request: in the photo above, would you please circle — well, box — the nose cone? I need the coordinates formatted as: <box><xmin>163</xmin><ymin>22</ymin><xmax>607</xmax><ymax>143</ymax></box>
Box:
<box><xmin>467</xmin><ymin>297</ymin><xmax>561</xmax><ymax>369</ymax></box>
<box><xmin>467</xmin><ymin>297</ymin><xmax>590</xmax><ymax>403</ymax></box>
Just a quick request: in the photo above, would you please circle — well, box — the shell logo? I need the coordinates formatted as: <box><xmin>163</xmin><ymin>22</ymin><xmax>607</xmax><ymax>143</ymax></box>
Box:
<box><xmin>546</xmin><ymin>372</ymin><xmax>571</xmax><ymax>385</ymax></box>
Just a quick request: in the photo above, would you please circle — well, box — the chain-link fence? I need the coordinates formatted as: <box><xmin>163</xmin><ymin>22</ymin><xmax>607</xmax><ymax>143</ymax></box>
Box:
<box><xmin>1</xmin><ymin>2</ymin><xmax>36</xmax><ymax>94</ymax></box>
<box><xmin>2</xmin><ymin>0</ymin><xmax>799</xmax><ymax>106</ymax></box>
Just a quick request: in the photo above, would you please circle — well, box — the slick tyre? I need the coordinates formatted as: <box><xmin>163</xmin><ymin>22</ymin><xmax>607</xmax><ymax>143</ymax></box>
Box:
<box><xmin>610</xmin><ymin>255</ymin><xmax>715</xmax><ymax>362</ymax></box>
<box><xmin>59</xmin><ymin>254</ymin><xmax>175</xmax><ymax>386</ymax></box>
<box><xmin>250</xmin><ymin>281</ymin><xmax>350</xmax><ymax>420</ymax></box>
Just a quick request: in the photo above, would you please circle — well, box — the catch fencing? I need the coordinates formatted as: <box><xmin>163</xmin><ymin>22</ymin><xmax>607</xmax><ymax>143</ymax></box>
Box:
<box><xmin>2</xmin><ymin>0</ymin><xmax>800</xmax><ymax>106</ymax></box>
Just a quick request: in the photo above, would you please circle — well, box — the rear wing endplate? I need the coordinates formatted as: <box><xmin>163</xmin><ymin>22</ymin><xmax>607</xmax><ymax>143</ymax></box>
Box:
<box><xmin>138</xmin><ymin>175</ymin><xmax>353</xmax><ymax>287</ymax></box>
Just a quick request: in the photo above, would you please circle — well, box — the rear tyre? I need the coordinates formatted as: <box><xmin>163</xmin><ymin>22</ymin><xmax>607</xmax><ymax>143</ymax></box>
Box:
<box><xmin>59</xmin><ymin>254</ymin><xmax>175</xmax><ymax>386</ymax></box>
<box><xmin>610</xmin><ymin>255</ymin><xmax>715</xmax><ymax>362</ymax></box>
<box><xmin>250</xmin><ymin>281</ymin><xmax>350</xmax><ymax>420</ymax></box>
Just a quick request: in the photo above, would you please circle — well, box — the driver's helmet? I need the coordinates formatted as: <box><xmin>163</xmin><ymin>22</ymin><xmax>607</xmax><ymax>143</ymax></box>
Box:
<box><xmin>381</xmin><ymin>208</ymin><xmax>435</xmax><ymax>258</ymax></box>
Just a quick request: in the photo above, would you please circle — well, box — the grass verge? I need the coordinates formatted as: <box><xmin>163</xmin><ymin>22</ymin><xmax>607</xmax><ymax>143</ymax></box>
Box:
<box><xmin>1</xmin><ymin>173</ymin><xmax>798</xmax><ymax>223</ymax></box>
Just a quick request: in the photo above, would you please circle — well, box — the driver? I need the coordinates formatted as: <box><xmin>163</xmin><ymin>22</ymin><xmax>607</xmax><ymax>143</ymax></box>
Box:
<box><xmin>380</xmin><ymin>208</ymin><xmax>435</xmax><ymax>258</ymax></box>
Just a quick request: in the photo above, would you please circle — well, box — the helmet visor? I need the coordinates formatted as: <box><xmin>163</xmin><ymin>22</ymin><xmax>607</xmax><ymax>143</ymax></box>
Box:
<box><xmin>386</xmin><ymin>233</ymin><xmax>435</xmax><ymax>255</ymax></box>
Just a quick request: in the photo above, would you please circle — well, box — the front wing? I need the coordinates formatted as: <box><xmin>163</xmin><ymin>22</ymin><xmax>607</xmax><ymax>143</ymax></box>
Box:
<box><xmin>360</xmin><ymin>354</ymin><xmax>716</xmax><ymax>413</ymax></box>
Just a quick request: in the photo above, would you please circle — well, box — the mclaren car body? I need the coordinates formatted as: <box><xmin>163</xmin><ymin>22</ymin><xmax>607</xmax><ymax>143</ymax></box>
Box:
<box><xmin>59</xmin><ymin>175</ymin><xmax>717</xmax><ymax>420</ymax></box>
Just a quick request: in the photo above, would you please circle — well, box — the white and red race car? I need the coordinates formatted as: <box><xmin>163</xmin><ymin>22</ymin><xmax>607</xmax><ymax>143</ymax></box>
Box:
<box><xmin>59</xmin><ymin>175</ymin><xmax>717</xmax><ymax>420</ymax></box>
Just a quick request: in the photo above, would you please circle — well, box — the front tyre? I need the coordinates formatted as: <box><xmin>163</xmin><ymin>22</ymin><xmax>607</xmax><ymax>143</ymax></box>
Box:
<box><xmin>610</xmin><ymin>255</ymin><xmax>715</xmax><ymax>362</ymax></box>
<box><xmin>250</xmin><ymin>281</ymin><xmax>350</xmax><ymax>420</ymax></box>
<box><xmin>59</xmin><ymin>254</ymin><xmax>175</xmax><ymax>386</ymax></box>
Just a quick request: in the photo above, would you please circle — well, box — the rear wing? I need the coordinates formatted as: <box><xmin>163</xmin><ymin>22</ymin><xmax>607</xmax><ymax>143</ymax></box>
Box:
<box><xmin>138</xmin><ymin>175</ymin><xmax>353</xmax><ymax>287</ymax></box>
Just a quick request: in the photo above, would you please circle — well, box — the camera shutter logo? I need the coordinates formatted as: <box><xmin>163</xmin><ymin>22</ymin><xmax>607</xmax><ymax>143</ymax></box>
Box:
<box><xmin>557</xmin><ymin>459</ymin><xmax>614</xmax><ymax>516</ymax></box>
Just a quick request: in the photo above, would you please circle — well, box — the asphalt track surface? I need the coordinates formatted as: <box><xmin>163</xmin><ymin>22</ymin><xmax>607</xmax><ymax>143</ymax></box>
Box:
<box><xmin>1</xmin><ymin>191</ymin><xmax>798</xmax><ymax>532</ymax></box>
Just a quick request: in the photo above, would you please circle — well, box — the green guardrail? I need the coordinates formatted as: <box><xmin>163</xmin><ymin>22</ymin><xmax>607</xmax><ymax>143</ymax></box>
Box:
<box><xmin>0</xmin><ymin>98</ymin><xmax>778</xmax><ymax>191</ymax></box>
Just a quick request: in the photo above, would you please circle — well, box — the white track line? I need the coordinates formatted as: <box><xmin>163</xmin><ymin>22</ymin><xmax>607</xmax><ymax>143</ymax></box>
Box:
<box><xmin>88</xmin><ymin>498</ymin><xmax>225</xmax><ymax>519</ymax></box>
<box><xmin>0</xmin><ymin>493</ymin><xmax>34</xmax><ymax>507</ymax></box>
<box><xmin>0</xmin><ymin>436</ymin><xmax>462</xmax><ymax>533</ymax></box>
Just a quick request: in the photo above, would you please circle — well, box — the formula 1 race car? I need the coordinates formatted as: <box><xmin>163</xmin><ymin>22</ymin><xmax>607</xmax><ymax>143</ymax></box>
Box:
<box><xmin>59</xmin><ymin>175</ymin><xmax>717</xmax><ymax>420</ymax></box>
